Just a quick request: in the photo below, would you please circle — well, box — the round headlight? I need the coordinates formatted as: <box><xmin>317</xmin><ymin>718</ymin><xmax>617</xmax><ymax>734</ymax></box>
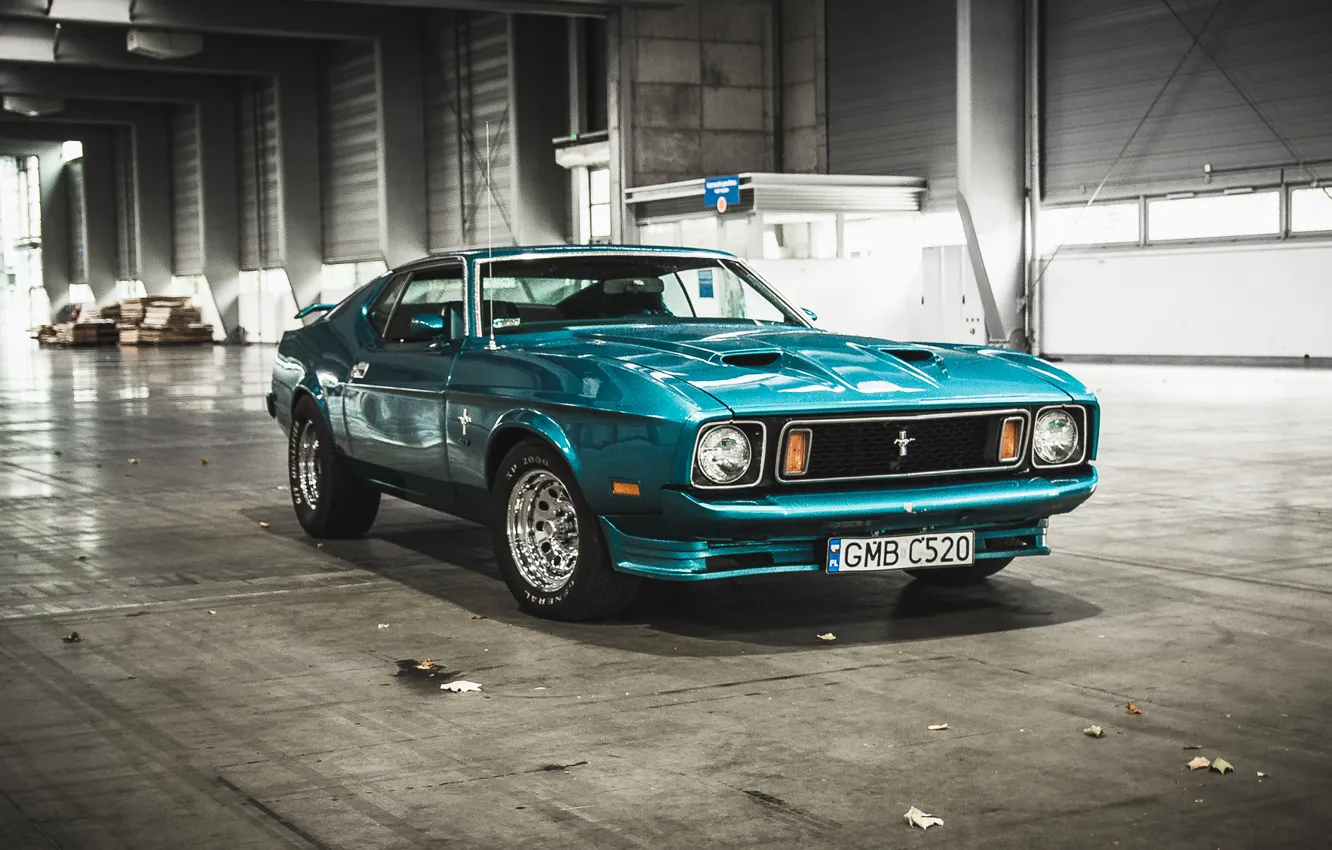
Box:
<box><xmin>1033</xmin><ymin>409</ymin><xmax>1081</xmax><ymax>465</ymax></box>
<box><xmin>697</xmin><ymin>425</ymin><xmax>753</xmax><ymax>485</ymax></box>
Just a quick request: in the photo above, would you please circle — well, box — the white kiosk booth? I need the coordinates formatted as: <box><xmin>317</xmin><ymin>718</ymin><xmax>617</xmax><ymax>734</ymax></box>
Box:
<box><xmin>624</xmin><ymin>173</ymin><xmax>989</xmax><ymax>345</ymax></box>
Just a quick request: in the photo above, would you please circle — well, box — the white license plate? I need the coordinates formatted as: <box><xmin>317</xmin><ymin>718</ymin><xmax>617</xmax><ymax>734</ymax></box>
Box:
<box><xmin>827</xmin><ymin>531</ymin><xmax>975</xmax><ymax>573</ymax></box>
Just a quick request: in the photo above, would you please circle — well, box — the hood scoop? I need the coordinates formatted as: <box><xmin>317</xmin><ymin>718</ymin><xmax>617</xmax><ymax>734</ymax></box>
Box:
<box><xmin>719</xmin><ymin>351</ymin><xmax>782</xmax><ymax>369</ymax></box>
<box><xmin>881</xmin><ymin>347</ymin><xmax>938</xmax><ymax>364</ymax></box>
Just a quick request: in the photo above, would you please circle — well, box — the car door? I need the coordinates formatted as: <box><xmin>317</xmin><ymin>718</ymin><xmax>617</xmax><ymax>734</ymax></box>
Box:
<box><xmin>342</xmin><ymin>261</ymin><xmax>467</xmax><ymax>504</ymax></box>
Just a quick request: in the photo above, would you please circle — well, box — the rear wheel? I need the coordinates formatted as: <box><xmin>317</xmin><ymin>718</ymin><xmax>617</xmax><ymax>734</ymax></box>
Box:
<box><xmin>288</xmin><ymin>396</ymin><xmax>380</xmax><ymax>538</ymax></box>
<box><xmin>492</xmin><ymin>441</ymin><xmax>639</xmax><ymax>620</ymax></box>
<box><xmin>905</xmin><ymin>557</ymin><xmax>1014</xmax><ymax>586</ymax></box>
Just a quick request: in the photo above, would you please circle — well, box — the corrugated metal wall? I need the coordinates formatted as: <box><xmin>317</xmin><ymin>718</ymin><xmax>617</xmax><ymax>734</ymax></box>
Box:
<box><xmin>66</xmin><ymin>159</ymin><xmax>88</xmax><ymax>284</ymax></box>
<box><xmin>319</xmin><ymin>40</ymin><xmax>381</xmax><ymax>264</ymax></box>
<box><xmin>1043</xmin><ymin>0</ymin><xmax>1332</xmax><ymax>203</ymax></box>
<box><xmin>825</xmin><ymin>0</ymin><xmax>957</xmax><ymax>209</ymax></box>
<box><xmin>170</xmin><ymin>104</ymin><xmax>203</xmax><ymax>276</ymax></box>
<box><xmin>112</xmin><ymin>126</ymin><xmax>137</xmax><ymax>281</ymax></box>
<box><xmin>239</xmin><ymin>78</ymin><xmax>282</xmax><ymax>271</ymax></box>
<box><xmin>424</xmin><ymin>11</ymin><xmax>515</xmax><ymax>251</ymax></box>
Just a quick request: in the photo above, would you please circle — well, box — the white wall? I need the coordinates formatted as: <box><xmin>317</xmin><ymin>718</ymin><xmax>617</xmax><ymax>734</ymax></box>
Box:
<box><xmin>1042</xmin><ymin>241</ymin><xmax>1332</xmax><ymax>358</ymax></box>
<box><xmin>746</xmin><ymin>211</ymin><xmax>987</xmax><ymax>344</ymax></box>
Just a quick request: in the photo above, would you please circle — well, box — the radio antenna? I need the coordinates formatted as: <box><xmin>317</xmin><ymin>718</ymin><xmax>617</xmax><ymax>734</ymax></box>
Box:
<box><xmin>484</xmin><ymin>121</ymin><xmax>498</xmax><ymax>350</ymax></box>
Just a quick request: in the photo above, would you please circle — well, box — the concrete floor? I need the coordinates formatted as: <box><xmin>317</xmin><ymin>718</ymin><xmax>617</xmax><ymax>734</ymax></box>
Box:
<box><xmin>1</xmin><ymin>342</ymin><xmax>1330</xmax><ymax>850</ymax></box>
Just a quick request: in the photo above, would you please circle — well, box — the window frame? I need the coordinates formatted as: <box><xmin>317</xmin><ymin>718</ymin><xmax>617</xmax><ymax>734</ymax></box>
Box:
<box><xmin>471</xmin><ymin>251</ymin><xmax>813</xmax><ymax>335</ymax></box>
<box><xmin>365</xmin><ymin>272</ymin><xmax>409</xmax><ymax>338</ymax></box>
<box><xmin>380</xmin><ymin>260</ymin><xmax>468</xmax><ymax>344</ymax></box>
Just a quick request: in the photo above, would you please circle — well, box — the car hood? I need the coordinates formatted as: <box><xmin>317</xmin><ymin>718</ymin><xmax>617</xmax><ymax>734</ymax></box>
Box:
<box><xmin>563</xmin><ymin>324</ymin><xmax>1081</xmax><ymax>415</ymax></box>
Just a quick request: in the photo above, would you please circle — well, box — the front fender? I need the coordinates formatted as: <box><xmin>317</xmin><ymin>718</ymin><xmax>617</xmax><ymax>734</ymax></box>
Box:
<box><xmin>489</xmin><ymin>408</ymin><xmax>582</xmax><ymax>480</ymax></box>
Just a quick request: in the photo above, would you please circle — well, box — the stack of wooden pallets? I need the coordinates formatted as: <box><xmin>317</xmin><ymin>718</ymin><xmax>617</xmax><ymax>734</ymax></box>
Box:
<box><xmin>51</xmin><ymin>321</ymin><xmax>118</xmax><ymax>346</ymax></box>
<box><xmin>85</xmin><ymin>303</ymin><xmax>122</xmax><ymax>323</ymax></box>
<box><xmin>117</xmin><ymin>297</ymin><xmax>214</xmax><ymax>345</ymax></box>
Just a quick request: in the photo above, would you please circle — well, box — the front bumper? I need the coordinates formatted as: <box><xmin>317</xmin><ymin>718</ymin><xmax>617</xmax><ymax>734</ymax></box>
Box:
<box><xmin>599</xmin><ymin>468</ymin><xmax>1097</xmax><ymax>580</ymax></box>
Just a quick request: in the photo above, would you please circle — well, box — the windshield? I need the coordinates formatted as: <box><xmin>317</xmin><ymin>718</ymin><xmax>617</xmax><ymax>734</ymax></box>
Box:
<box><xmin>475</xmin><ymin>255</ymin><xmax>806</xmax><ymax>334</ymax></box>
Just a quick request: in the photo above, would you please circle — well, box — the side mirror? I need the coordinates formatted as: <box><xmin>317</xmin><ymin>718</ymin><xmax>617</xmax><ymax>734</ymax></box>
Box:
<box><xmin>410</xmin><ymin>313</ymin><xmax>446</xmax><ymax>336</ymax></box>
<box><xmin>802</xmin><ymin>307</ymin><xmax>818</xmax><ymax>322</ymax></box>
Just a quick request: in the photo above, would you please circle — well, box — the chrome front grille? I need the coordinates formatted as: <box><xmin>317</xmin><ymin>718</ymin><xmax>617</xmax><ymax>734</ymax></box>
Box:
<box><xmin>777</xmin><ymin>409</ymin><xmax>1029</xmax><ymax>483</ymax></box>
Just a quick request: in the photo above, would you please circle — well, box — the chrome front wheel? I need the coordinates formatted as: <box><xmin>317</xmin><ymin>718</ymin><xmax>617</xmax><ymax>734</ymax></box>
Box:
<box><xmin>505</xmin><ymin>469</ymin><xmax>580</xmax><ymax>593</ymax></box>
<box><xmin>296</xmin><ymin>420</ymin><xmax>322</xmax><ymax>507</ymax></box>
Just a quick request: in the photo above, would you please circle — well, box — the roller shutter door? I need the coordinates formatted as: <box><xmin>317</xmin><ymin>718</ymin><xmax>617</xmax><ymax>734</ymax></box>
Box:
<box><xmin>239</xmin><ymin>78</ymin><xmax>282</xmax><ymax>270</ymax></box>
<box><xmin>171</xmin><ymin>104</ymin><xmax>203</xmax><ymax>276</ymax></box>
<box><xmin>67</xmin><ymin>159</ymin><xmax>88</xmax><ymax>284</ymax></box>
<box><xmin>826</xmin><ymin>0</ymin><xmax>956</xmax><ymax>209</ymax></box>
<box><xmin>424</xmin><ymin>11</ymin><xmax>515</xmax><ymax>251</ymax></box>
<box><xmin>319</xmin><ymin>40</ymin><xmax>381</xmax><ymax>263</ymax></box>
<box><xmin>113</xmin><ymin>126</ymin><xmax>138</xmax><ymax>281</ymax></box>
<box><xmin>1043</xmin><ymin>0</ymin><xmax>1332</xmax><ymax>203</ymax></box>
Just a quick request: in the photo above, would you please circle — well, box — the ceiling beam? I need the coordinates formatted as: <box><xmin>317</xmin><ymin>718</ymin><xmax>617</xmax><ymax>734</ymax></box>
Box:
<box><xmin>302</xmin><ymin>0</ymin><xmax>677</xmax><ymax>14</ymax></box>
<box><xmin>0</xmin><ymin>0</ymin><xmax>419</xmax><ymax>40</ymax></box>
<box><xmin>0</xmin><ymin>61</ymin><xmax>237</xmax><ymax>103</ymax></box>
<box><xmin>0</xmin><ymin>19</ymin><xmax>319</xmax><ymax>77</ymax></box>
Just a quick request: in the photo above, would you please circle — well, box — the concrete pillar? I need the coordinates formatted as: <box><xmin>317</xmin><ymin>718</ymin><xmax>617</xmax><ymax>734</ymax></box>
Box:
<box><xmin>80</xmin><ymin>129</ymin><xmax>118</xmax><ymax>306</ymax></box>
<box><xmin>778</xmin><ymin>0</ymin><xmax>827</xmax><ymax>174</ymax></box>
<box><xmin>512</xmin><ymin>15</ymin><xmax>571</xmax><ymax>244</ymax></box>
<box><xmin>132</xmin><ymin>108</ymin><xmax>173</xmax><ymax>295</ymax></box>
<box><xmin>198</xmin><ymin>93</ymin><xmax>241</xmax><ymax>337</ymax></box>
<box><xmin>275</xmin><ymin>59</ymin><xmax>324</xmax><ymax>309</ymax></box>
<box><xmin>377</xmin><ymin>32</ymin><xmax>428</xmax><ymax>269</ymax></box>
<box><xmin>957</xmin><ymin>0</ymin><xmax>1026</xmax><ymax>348</ymax></box>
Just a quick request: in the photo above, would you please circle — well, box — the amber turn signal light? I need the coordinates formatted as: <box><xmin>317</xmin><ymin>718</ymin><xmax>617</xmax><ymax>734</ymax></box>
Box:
<box><xmin>611</xmin><ymin>480</ymin><xmax>641</xmax><ymax>497</ymax></box>
<box><xmin>999</xmin><ymin>417</ymin><xmax>1023</xmax><ymax>462</ymax></box>
<box><xmin>784</xmin><ymin>428</ymin><xmax>812</xmax><ymax>476</ymax></box>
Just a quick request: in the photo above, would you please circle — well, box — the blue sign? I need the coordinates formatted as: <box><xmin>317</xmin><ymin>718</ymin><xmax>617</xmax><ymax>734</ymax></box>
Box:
<box><xmin>703</xmin><ymin>175</ymin><xmax>740</xmax><ymax>211</ymax></box>
<box><xmin>698</xmin><ymin>268</ymin><xmax>714</xmax><ymax>299</ymax></box>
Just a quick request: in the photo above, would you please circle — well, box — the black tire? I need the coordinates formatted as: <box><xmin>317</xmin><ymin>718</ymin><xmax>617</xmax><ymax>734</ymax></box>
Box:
<box><xmin>288</xmin><ymin>395</ymin><xmax>380</xmax><ymax>539</ymax></box>
<box><xmin>491</xmin><ymin>440</ymin><xmax>639</xmax><ymax>621</ymax></box>
<box><xmin>905</xmin><ymin>556</ymin><xmax>1014</xmax><ymax>586</ymax></box>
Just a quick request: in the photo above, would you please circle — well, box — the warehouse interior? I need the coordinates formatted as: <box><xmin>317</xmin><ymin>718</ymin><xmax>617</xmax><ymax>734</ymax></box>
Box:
<box><xmin>2</xmin><ymin>0</ymin><xmax>1331</xmax><ymax>847</ymax></box>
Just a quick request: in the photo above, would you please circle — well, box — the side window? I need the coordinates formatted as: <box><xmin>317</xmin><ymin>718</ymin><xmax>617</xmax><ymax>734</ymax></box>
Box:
<box><xmin>385</xmin><ymin>265</ymin><xmax>466</xmax><ymax>342</ymax></box>
<box><xmin>368</xmin><ymin>274</ymin><xmax>408</xmax><ymax>336</ymax></box>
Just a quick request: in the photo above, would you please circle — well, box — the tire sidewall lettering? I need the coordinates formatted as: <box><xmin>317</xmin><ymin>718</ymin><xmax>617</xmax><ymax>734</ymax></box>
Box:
<box><xmin>502</xmin><ymin>447</ymin><xmax>582</xmax><ymax>606</ymax></box>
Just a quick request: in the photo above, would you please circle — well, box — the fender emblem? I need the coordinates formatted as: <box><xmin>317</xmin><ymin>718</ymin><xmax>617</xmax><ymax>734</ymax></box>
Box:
<box><xmin>457</xmin><ymin>408</ymin><xmax>472</xmax><ymax>445</ymax></box>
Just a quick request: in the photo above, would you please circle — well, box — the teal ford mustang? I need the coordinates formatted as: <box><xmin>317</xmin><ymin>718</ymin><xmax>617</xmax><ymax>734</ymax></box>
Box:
<box><xmin>268</xmin><ymin>245</ymin><xmax>1098</xmax><ymax>620</ymax></box>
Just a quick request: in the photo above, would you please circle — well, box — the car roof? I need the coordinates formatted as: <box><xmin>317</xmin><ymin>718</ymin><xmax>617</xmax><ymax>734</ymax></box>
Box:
<box><xmin>392</xmin><ymin>244</ymin><xmax>737</xmax><ymax>274</ymax></box>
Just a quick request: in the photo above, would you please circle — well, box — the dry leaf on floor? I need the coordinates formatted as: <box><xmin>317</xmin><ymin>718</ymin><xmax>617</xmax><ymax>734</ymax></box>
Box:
<box><xmin>928</xmin><ymin>724</ymin><xmax>950</xmax><ymax>731</ymax></box>
<box><xmin>471</xmin><ymin>615</ymin><xmax>488</xmax><ymax>620</ymax></box>
<box><xmin>127</xmin><ymin>458</ymin><xmax>139</xmax><ymax>464</ymax></box>
<box><xmin>440</xmin><ymin>680</ymin><xmax>482</xmax><ymax>693</ymax></box>
<box><xmin>1210</xmin><ymin>758</ymin><xmax>1234</xmax><ymax>775</ymax></box>
<box><xmin>208</xmin><ymin>610</ymin><xmax>216</xmax><ymax>615</ymax></box>
<box><xmin>1182</xmin><ymin>744</ymin><xmax>1203</xmax><ymax>750</ymax></box>
<box><xmin>817</xmin><ymin>633</ymin><xmax>836</xmax><ymax>641</ymax></box>
<box><xmin>1187</xmin><ymin>756</ymin><xmax>1211</xmax><ymax>770</ymax></box>
<box><xmin>201</xmin><ymin>458</ymin><xmax>210</xmax><ymax>465</ymax></box>
<box><xmin>904</xmin><ymin>806</ymin><xmax>944</xmax><ymax>830</ymax></box>
<box><xmin>1083</xmin><ymin>725</ymin><xmax>1105</xmax><ymax>738</ymax></box>
<box><xmin>395</xmin><ymin>658</ymin><xmax>448</xmax><ymax>679</ymax></box>
<box><xmin>62</xmin><ymin>632</ymin><xmax>81</xmax><ymax>643</ymax></box>
<box><xmin>1257</xmin><ymin>772</ymin><xmax>1268</xmax><ymax>778</ymax></box>
<box><xmin>259</xmin><ymin>521</ymin><xmax>271</xmax><ymax>528</ymax></box>
<box><xmin>1127</xmin><ymin>703</ymin><xmax>1143</xmax><ymax>715</ymax></box>
<box><xmin>377</xmin><ymin>623</ymin><xmax>390</xmax><ymax>629</ymax></box>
